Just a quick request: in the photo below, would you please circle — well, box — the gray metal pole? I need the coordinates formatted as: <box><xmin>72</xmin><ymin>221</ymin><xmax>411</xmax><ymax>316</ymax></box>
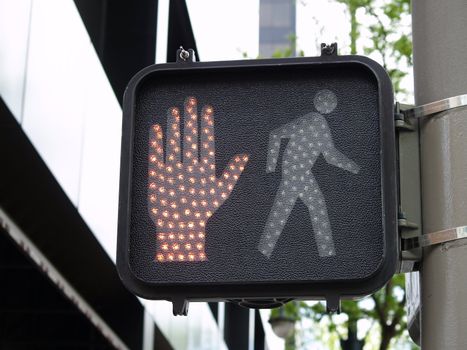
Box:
<box><xmin>412</xmin><ymin>1</ymin><xmax>467</xmax><ymax>349</ymax></box>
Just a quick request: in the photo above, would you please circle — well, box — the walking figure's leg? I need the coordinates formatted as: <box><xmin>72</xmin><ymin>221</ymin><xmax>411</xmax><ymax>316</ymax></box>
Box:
<box><xmin>300</xmin><ymin>175</ymin><xmax>336</xmax><ymax>257</ymax></box>
<box><xmin>258</xmin><ymin>182</ymin><xmax>298</xmax><ymax>258</ymax></box>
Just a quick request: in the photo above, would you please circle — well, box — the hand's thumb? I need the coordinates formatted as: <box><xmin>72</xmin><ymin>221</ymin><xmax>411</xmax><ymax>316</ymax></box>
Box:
<box><xmin>219</xmin><ymin>154</ymin><xmax>249</xmax><ymax>195</ymax></box>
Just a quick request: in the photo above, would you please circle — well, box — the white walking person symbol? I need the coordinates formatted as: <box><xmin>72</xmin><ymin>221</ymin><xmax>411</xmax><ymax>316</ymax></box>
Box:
<box><xmin>258</xmin><ymin>90</ymin><xmax>360</xmax><ymax>258</ymax></box>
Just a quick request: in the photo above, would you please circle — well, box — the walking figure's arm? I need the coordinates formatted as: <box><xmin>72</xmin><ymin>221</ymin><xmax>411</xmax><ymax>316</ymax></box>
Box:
<box><xmin>320</xmin><ymin>118</ymin><xmax>360</xmax><ymax>174</ymax></box>
<box><xmin>266</xmin><ymin>122</ymin><xmax>294</xmax><ymax>173</ymax></box>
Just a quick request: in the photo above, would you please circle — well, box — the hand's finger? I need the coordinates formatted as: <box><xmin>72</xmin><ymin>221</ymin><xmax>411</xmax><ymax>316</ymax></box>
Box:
<box><xmin>215</xmin><ymin>154</ymin><xmax>249</xmax><ymax>208</ymax></box>
<box><xmin>183</xmin><ymin>97</ymin><xmax>199</xmax><ymax>165</ymax></box>
<box><xmin>149</xmin><ymin>124</ymin><xmax>164</xmax><ymax>167</ymax></box>
<box><xmin>165</xmin><ymin>107</ymin><xmax>181</xmax><ymax>164</ymax></box>
<box><xmin>200</xmin><ymin>105</ymin><xmax>215</xmax><ymax>173</ymax></box>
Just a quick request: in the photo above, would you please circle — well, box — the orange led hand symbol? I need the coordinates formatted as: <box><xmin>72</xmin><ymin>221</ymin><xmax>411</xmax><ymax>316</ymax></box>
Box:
<box><xmin>148</xmin><ymin>97</ymin><xmax>249</xmax><ymax>262</ymax></box>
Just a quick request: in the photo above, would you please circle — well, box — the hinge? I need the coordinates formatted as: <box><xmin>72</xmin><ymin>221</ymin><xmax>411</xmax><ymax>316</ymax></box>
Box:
<box><xmin>320</xmin><ymin>43</ymin><xmax>338</xmax><ymax>56</ymax></box>
<box><xmin>395</xmin><ymin>102</ymin><xmax>415</xmax><ymax>131</ymax></box>
<box><xmin>176</xmin><ymin>46</ymin><xmax>197</xmax><ymax>63</ymax></box>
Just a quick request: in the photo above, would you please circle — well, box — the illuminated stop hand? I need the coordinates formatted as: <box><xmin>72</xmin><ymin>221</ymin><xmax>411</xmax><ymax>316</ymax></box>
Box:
<box><xmin>148</xmin><ymin>97</ymin><xmax>249</xmax><ymax>262</ymax></box>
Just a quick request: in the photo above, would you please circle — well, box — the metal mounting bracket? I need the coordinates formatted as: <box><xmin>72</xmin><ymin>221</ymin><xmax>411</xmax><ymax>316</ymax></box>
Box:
<box><xmin>402</xmin><ymin>94</ymin><xmax>467</xmax><ymax>119</ymax></box>
<box><xmin>395</xmin><ymin>103</ymin><xmax>423</xmax><ymax>272</ymax></box>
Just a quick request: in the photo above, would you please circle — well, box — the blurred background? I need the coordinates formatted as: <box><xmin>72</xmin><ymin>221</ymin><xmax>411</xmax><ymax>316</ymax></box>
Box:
<box><xmin>0</xmin><ymin>0</ymin><xmax>416</xmax><ymax>349</ymax></box>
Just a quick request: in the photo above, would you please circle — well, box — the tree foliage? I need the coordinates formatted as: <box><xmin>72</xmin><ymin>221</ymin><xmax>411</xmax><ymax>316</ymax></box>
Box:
<box><xmin>337</xmin><ymin>0</ymin><xmax>412</xmax><ymax>96</ymax></box>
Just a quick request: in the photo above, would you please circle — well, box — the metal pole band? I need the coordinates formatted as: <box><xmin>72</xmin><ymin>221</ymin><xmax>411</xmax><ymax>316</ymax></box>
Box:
<box><xmin>403</xmin><ymin>94</ymin><xmax>467</xmax><ymax>119</ymax></box>
<box><xmin>403</xmin><ymin>226</ymin><xmax>467</xmax><ymax>250</ymax></box>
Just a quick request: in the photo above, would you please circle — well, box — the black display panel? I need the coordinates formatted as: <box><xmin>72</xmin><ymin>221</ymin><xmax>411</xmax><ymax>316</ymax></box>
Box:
<box><xmin>117</xmin><ymin>55</ymin><xmax>397</xmax><ymax>308</ymax></box>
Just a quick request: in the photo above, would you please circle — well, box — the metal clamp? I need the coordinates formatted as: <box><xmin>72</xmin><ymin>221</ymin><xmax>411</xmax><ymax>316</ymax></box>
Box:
<box><xmin>403</xmin><ymin>94</ymin><xmax>467</xmax><ymax>119</ymax></box>
<box><xmin>403</xmin><ymin>225</ymin><xmax>467</xmax><ymax>250</ymax></box>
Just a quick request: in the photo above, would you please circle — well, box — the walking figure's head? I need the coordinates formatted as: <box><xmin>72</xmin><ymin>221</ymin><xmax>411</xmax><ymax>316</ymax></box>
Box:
<box><xmin>313</xmin><ymin>89</ymin><xmax>337</xmax><ymax>114</ymax></box>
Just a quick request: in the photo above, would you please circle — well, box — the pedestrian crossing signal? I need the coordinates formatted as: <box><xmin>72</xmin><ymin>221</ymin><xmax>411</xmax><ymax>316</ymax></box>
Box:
<box><xmin>117</xmin><ymin>51</ymin><xmax>398</xmax><ymax>315</ymax></box>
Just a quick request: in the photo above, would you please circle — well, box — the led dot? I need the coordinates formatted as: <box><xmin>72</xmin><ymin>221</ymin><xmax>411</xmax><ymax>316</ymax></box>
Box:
<box><xmin>173</xmin><ymin>213</ymin><xmax>180</xmax><ymax>219</ymax></box>
<box><xmin>160</xmin><ymin>199</ymin><xmax>167</xmax><ymax>206</ymax></box>
<box><xmin>157</xmin><ymin>220</ymin><xmax>164</xmax><ymax>227</ymax></box>
<box><xmin>156</xmin><ymin>254</ymin><xmax>164</xmax><ymax>262</ymax></box>
<box><xmin>196</xmin><ymin>243</ymin><xmax>204</xmax><ymax>250</ymax></box>
<box><xmin>199</xmin><ymin>221</ymin><xmax>205</xmax><ymax>227</ymax></box>
<box><xmin>185</xmin><ymin>243</ymin><xmax>192</xmax><ymax>250</ymax></box>
<box><xmin>184</xmin><ymin>209</ymin><xmax>191</xmax><ymax>216</ymax></box>
<box><xmin>201</xmin><ymin>200</ymin><xmax>207</xmax><ymax>207</ymax></box>
<box><xmin>191</xmin><ymin>144</ymin><xmax>197</xmax><ymax>150</ymax></box>
<box><xmin>158</xmin><ymin>233</ymin><xmax>165</xmax><ymax>240</ymax></box>
<box><xmin>192</xmin><ymin>200</ymin><xmax>198</xmax><ymax>207</ymax></box>
<box><xmin>210</xmin><ymin>188</ymin><xmax>216</xmax><ymax>194</ymax></box>
<box><xmin>199</xmin><ymin>189</ymin><xmax>206</xmax><ymax>196</ymax></box>
<box><xmin>161</xmin><ymin>243</ymin><xmax>168</xmax><ymax>250</ymax></box>
<box><xmin>149</xmin><ymin>183</ymin><xmax>156</xmax><ymax>189</ymax></box>
<box><xmin>189</xmin><ymin>188</ymin><xmax>196</xmax><ymax>195</ymax></box>
<box><xmin>168</xmin><ymin>222</ymin><xmax>174</xmax><ymax>229</ymax></box>
<box><xmin>223</xmin><ymin>173</ymin><xmax>229</xmax><ymax>179</ymax></box>
<box><xmin>179</xmin><ymin>234</ymin><xmax>185</xmax><ymax>240</ymax></box>
<box><xmin>181</xmin><ymin>197</ymin><xmax>187</xmax><ymax>204</ymax></box>
<box><xmin>221</xmin><ymin>192</ymin><xmax>227</xmax><ymax>199</ymax></box>
<box><xmin>206</xmin><ymin>211</ymin><xmax>212</xmax><ymax>218</ymax></box>
<box><xmin>213</xmin><ymin>200</ymin><xmax>219</xmax><ymax>207</ymax></box>
<box><xmin>198</xmin><ymin>232</ymin><xmax>205</xmax><ymax>239</ymax></box>
<box><xmin>150</xmin><ymin>195</ymin><xmax>157</xmax><ymax>203</ymax></box>
<box><xmin>179</xmin><ymin>222</ymin><xmax>186</xmax><ymax>229</ymax></box>
<box><xmin>186</xmin><ymin>151</ymin><xmax>192</xmax><ymax>158</ymax></box>
<box><xmin>200</xmin><ymin>178</ymin><xmax>207</xmax><ymax>185</ymax></box>
<box><xmin>188</xmin><ymin>253</ymin><xmax>195</xmax><ymax>261</ymax></box>
<box><xmin>199</xmin><ymin>253</ymin><xmax>206</xmax><ymax>260</ymax></box>
<box><xmin>229</xmin><ymin>164</ymin><xmax>235</xmax><ymax>170</ymax></box>
<box><xmin>173</xmin><ymin>243</ymin><xmax>180</xmax><ymax>250</ymax></box>
<box><xmin>228</xmin><ymin>184</ymin><xmax>233</xmax><ymax>191</ymax></box>
<box><xmin>178</xmin><ymin>254</ymin><xmax>185</xmax><ymax>261</ymax></box>
<box><xmin>189</xmin><ymin>233</ymin><xmax>195</xmax><ymax>239</ymax></box>
<box><xmin>162</xmin><ymin>211</ymin><xmax>169</xmax><ymax>218</ymax></box>
<box><xmin>218</xmin><ymin>181</ymin><xmax>224</xmax><ymax>187</ymax></box>
<box><xmin>209</xmin><ymin>175</ymin><xmax>215</xmax><ymax>182</ymax></box>
<box><xmin>179</xmin><ymin>185</ymin><xmax>185</xmax><ymax>191</ymax></box>
<box><xmin>189</xmin><ymin>177</ymin><xmax>196</xmax><ymax>184</ymax></box>
<box><xmin>188</xmin><ymin>222</ymin><xmax>194</xmax><ymax>228</ymax></box>
<box><xmin>168</xmin><ymin>254</ymin><xmax>174</xmax><ymax>261</ymax></box>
